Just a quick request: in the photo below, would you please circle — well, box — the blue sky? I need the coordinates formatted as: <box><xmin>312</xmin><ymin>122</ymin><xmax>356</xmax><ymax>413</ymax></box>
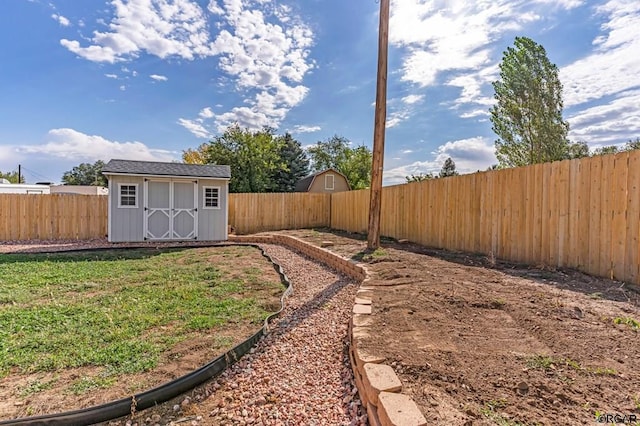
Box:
<box><xmin>1</xmin><ymin>0</ymin><xmax>639</xmax><ymax>185</ymax></box>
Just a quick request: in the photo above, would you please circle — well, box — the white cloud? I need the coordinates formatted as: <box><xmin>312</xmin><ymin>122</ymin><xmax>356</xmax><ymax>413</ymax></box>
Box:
<box><xmin>60</xmin><ymin>0</ymin><xmax>213</xmax><ymax>63</ymax></box>
<box><xmin>177</xmin><ymin>118</ymin><xmax>211</xmax><ymax>139</ymax></box>
<box><xmin>388</xmin><ymin>0</ymin><xmax>583</xmax><ymax>120</ymax></box>
<box><xmin>18</xmin><ymin>128</ymin><xmax>176</xmax><ymax>163</ymax></box>
<box><xmin>119</xmin><ymin>85</ymin><xmax>126</xmax><ymax>91</ymax></box>
<box><xmin>52</xmin><ymin>14</ymin><xmax>70</xmax><ymax>26</ymax></box>
<box><xmin>383</xmin><ymin>136</ymin><xmax>496</xmax><ymax>185</ymax></box>
<box><xmin>568</xmin><ymin>89</ymin><xmax>640</xmax><ymax>145</ymax></box>
<box><xmin>384</xmin><ymin>159</ymin><xmax>439</xmax><ymax>185</ymax></box>
<box><xmin>432</xmin><ymin>137</ymin><xmax>497</xmax><ymax>171</ymax></box>
<box><xmin>561</xmin><ymin>1</ymin><xmax>640</xmax><ymax>106</ymax></box>
<box><xmin>402</xmin><ymin>94</ymin><xmax>424</xmax><ymax>105</ymax></box>
<box><xmin>199</xmin><ymin>107</ymin><xmax>215</xmax><ymax>119</ymax></box>
<box><xmin>182</xmin><ymin>0</ymin><xmax>315</xmax><ymax>134</ymax></box>
<box><xmin>386</xmin><ymin>109</ymin><xmax>411</xmax><ymax>128</ymax></box>
<box><xmin>105</xmin><ymin>73</ymin><xmax>118</xmax><ymax>79</ymax></box>
<box><xmin>60</xmin><ymin>1</ymin><xmax>314</xmax><ymax>136</ymax></box>
<box><xmin>150</xmin><ymin>74</ymin><xmax>168</xmax><ymax>81</ymax></box>
<box><xmin>292</xmin><ymin>125</ymin><xmax>321</xmax><ymax>133</ymax></box>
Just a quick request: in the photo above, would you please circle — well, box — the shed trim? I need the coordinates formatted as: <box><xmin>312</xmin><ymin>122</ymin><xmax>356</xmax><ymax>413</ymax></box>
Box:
<box><xmin>103</xmin><ymin>172</ymin><xmax>230</xmax><ymax>181</ymax></box>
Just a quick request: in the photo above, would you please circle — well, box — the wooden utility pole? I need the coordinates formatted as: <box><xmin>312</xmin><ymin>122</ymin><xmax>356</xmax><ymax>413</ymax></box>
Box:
<box><xmin>367</xmin><ymin>0</ymin><xmax>390</xmax><ymax>250</ymax></box>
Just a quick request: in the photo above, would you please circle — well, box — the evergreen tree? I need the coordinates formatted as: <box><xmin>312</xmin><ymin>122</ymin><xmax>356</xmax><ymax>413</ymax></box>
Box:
<box><xmin>439</xmin><ymin>157</ymin><xmax>459</xmax><ymax>178</ymax></box>
<box><xmin>490</xmin><ymin>37</ymin><xmax>570</xmax><ymax>167</ymax></box>
<box><xmin>271</xmin><ymin>133</ymin><xmax>309</xmax><ymax>192</ymax></box>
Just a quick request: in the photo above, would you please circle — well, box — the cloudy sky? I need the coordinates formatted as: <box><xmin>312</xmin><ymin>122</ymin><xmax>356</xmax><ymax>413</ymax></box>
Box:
<box><xmin>1</xmin><ymin>0</ymin><xmax>639</xmax><ymax>185</ymax></box>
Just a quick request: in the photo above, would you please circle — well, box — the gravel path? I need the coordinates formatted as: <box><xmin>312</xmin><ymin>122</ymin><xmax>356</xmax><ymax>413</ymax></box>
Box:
<box><xmin>188</xmin><ymin>243</ymin><xmax>364</xmax><ymax>426</ymax></box>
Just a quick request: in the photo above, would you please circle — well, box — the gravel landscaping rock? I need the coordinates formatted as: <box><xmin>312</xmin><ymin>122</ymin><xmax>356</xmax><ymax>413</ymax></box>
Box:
<box><xmin>190</xmin><ymin>243</ymin><xmax>365</xmax><ymax>425</ymax></box>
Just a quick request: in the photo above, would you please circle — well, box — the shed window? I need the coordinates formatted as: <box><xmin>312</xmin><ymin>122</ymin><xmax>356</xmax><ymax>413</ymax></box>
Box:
<box><xmin>118</xmin><ymin>184</ymin><xmax>138</xmax><ymax>208</ymax></box>
<box><xmin>325</xmin><ymin>174</ymin><xmax>335</xmax><ymax>190</ymax></box>
<box><xmin>203</xmin><ymin>186</ymin><xmax>220</xmax><ymax>209</ymax></box>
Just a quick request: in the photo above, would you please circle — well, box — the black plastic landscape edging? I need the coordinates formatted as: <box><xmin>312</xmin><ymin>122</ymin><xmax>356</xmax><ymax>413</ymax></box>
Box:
<box><xmin>0</xmin><ymin>243</ymin><xmax>292</xmax><ymax>426</ymax></box>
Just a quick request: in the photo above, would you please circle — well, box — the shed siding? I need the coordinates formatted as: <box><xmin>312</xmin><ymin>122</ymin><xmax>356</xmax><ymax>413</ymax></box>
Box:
<box><xmin>107</xmin><ymin>175</ymin><xmax>228</xmax><ymax>242</ymax></box>
<box><xmin>308</xmin><ymin>171</ymin><xmax>350</xmax><ymax>193</ymax></box>
<box><xmin>108</xmin><ymin>175</ymin><xmax>145</xmax><ymax>242</ymax></box>
<box><xmin>198</xmin><ymin>179</ymin><xmax>228</xmax><ymax>241</ymax></box>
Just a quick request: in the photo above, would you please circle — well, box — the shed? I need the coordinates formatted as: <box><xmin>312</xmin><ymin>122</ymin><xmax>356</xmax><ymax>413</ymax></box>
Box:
<box><xmin>294</xmin><ymin>168</ymin><xmax>351</xmax><ymax>193</ymax></box>
<box><xmin>102</xmin><ymin>159</ymin><xmax>230</xmax><ymax>242</ymax></box>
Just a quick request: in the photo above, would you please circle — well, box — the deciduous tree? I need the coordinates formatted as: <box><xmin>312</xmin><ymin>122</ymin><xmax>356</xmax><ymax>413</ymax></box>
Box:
<box><xmin>405</xmin><ymin>173</ymin><xmax>434</xmax><ymax>183</ymax></box>
<box><xmin>61</xmin><ymin>160</ymin><xmax>107</xmax><ymax>186</ymax></box>
<box><xmin>490</xmin><ymin>37</ymin><xmax>570</xmax><ymax>167</ymax></box>
<box><xmin>307</xmin><ymin>135</ymin><xmax>372</xmax><ymax>189</ymax></box>
<box><xmin>0</xmin><ymin>170</ymin><xmax>25</xmax><ymax>183</ymax></box>
<box><xmin>183</xmin><ymin>125</ymin><xmax>285</xmax><ymax>193</ymax></box>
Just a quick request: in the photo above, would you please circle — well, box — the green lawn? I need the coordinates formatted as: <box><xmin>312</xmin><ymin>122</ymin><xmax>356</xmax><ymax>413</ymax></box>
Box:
<box><xmin>0</xmin><ymin>247</ymin><xmax>282</xmax><ymax>378</ymax></box>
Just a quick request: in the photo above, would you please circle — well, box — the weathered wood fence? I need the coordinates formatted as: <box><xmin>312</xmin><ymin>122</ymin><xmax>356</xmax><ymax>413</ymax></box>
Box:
<box><xmin>1</xmin><ymin>151</ymin><xmax>639</xmax><ymax>285</ymax></box>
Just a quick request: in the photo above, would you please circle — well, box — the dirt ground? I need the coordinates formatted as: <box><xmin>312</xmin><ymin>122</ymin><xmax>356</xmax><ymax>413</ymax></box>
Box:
<box><xmin>0</xmin><ymin>243</ymin><xmax>283</xmax><ymax>421</ymax></box>
<box><xmin>2</xmin><ymin>233</ymin><xmax>640</xmax><ymax>425</ymax></box>
<box><xmin>282</xmin><ymin>229</ymin><xmax>640</xmax><ymax>426</ymax></box>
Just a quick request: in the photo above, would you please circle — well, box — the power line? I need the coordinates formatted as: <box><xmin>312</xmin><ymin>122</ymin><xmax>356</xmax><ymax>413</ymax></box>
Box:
<box><xmin>19</xmin><ymin>165</ymin><xmax>57</xmax><ymax>184</ymax></box>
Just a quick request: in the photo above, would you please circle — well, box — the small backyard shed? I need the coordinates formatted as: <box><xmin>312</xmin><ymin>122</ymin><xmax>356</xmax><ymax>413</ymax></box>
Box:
<box><xmin>102</xmin><ymin>159</ymin><xmax>231</xmax><ymax>242</ymax></box>
<box><xmin>294</xmin><ymin>168</ymin><xmax>351</xmax><ymax>193</ymax></box>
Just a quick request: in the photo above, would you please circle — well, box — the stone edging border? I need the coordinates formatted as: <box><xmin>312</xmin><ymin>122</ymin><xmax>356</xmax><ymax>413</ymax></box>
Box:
<box><xmin>229</xmin><ymin>235</ymin><xmax>427</xmax><ymax>426</ymax></box>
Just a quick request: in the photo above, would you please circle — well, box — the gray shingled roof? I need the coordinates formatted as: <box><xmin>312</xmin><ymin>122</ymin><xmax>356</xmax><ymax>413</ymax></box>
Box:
<box><xmin>102</xmin><ymin>159</ymin><xmax>231</xmax><ymax>179</ymax></box>
<box><xmin>294</xmin><ymin>174</ymin><xmax>315</xmax><ymax>192</ymax></box>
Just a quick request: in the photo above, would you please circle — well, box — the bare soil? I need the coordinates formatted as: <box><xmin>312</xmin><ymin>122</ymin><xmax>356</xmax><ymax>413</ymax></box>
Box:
<box><xmin>0</xmin><ymin>241</ymin><xmax>283</xmax><ymax>421</ymax></box>
<box><xmin>282</xmin><ymin>229</ymin><xmax>640</xmax><ymax>426</ymax></box>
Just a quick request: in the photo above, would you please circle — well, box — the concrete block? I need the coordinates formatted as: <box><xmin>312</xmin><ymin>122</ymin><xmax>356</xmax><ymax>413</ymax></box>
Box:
<box><xmin>357</xmin><ymin>289</ymin><xmax>373</xmax><ymax>299</ymax></box>
<box><xmin>353</xmin><ymin>304</ymin><xmax>372</xmax><ymax>314</ymax></box>
<box><xmin>363</xmin><ymin>363</ymin><xmax>402</xmax><ymax>406</ymax></box>
<box><xmin>377</xmin><ymin>392</ymin><xmax>427</xmax><ymax>426</ymax></box>
<box><xmin>355</xmin><ymin>296</ymin><xmax>372</xmax><ymax>305</ymax></box>
<box><xmin>353</xmin><ymin>345</ymin><xmax>386</xmax><ymax>375</ymax></box>
<box><xmin>353</xmin><ymin>313</ymin><xmax>374</xmax><ymax>327</ymax></box>
<box><xmin>352</xmin><ymin>326</ymin><xmax>371</xmax><ymax>340</ymax></box>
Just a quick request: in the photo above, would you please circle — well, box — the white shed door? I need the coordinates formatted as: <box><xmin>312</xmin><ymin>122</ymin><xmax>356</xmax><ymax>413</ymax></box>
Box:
<box><xmin>144</xmin><ymin>179</ymin><xmax>198</xmax><ymax>240</ymax></box>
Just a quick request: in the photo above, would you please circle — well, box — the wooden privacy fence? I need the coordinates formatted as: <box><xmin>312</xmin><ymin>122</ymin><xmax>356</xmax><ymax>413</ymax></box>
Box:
<box><xmin>2</xmin><ymin>151</ymin><xmax>638</xmax><ymax>286</ymax></box>
<box><xmin>331</xmin><ymin>150</ymin><xmax>640</xmax><ymax>286</ymax></box>
<box><xmin>0</xmin><ymin>192</ymin><xmax>330</xmax><ymax>241</ymax></box>
<box><xmin>0</xmin><ymin>194</ymin><xmax>108</xmax><ymax>241</ymax></box>
<box><xmin>229</xmin><ymin>192</ymin><xmax>330</xmax><ymax>234</ymax></box>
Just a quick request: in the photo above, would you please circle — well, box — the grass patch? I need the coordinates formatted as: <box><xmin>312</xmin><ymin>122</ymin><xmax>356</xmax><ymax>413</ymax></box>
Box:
<box><xmin>0</xmin><ymin>247</ymin><xmax>282</xmax><ymax>379</ymax></box>
<box><xmin>526</xmin><ymin>355</ymin><xmax>617</xmax><ymax>377</ymax></box>
<box><xmin>527</xmin><ymin>355</ymin><xmax>581</xmax><ymax>371</ymax></box>
<box><xmin>479</xmin><ymin>399</ymin><xmax>530</xmax><ymax>426</ymax></box>
<box><xmin>613</xmin><ymin>316</ymin><xmax>640</xmax><ymax>330</ymax></box>
<box><xmin>69</xmin><ymin>374</ymin><xmax>117</xmax><ymax>395</ymax></box>
<box><xmin>19</xmin><ymin>377</ymin><xmax>59</xmax><ymax>397</ymax></box>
